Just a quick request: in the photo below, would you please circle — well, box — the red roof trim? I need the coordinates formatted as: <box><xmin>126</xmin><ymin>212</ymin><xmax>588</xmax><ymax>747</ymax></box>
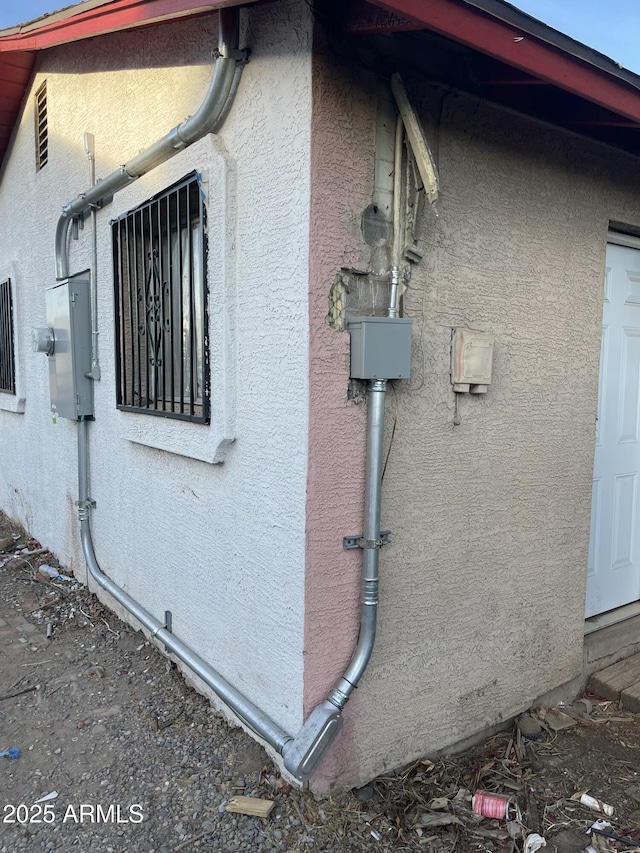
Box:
<box><xmin>0</xmin><ymin>0</ymin><xmax>256</xmax><ymax>51</ymax></box>
<box><xmin>366</xmin><ymin>0</ymin><xmax>640</xmax><ymax>125</ymax></box>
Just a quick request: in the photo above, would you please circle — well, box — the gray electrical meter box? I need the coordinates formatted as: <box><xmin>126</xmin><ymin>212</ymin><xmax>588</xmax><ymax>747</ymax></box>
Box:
<box><xmin>35</xmin><ymin>273</ymin><xmax>93</xmax><ymax>420</ymax></box>
<box><xmin>347</xmin><ymin>316</ymin><xmax>413</xmax><ymax>379</ymax></box>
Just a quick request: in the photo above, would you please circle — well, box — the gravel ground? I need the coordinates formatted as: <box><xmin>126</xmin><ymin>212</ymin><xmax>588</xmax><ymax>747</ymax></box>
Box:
<box><xmin>2</xmin><ymin>512</ymin><xmax>640</xmax><ymax>853</ymax></box>
<box><xmin>0</xmin><ymin>514</ymin><xmax>392</xmax><ymax>853</ymax></box>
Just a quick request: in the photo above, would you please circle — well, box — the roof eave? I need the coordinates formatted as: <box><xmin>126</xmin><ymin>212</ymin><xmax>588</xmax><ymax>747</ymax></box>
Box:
<box><xmin>355</xmin><ymin>0</ymin><xmax>640</xmax><ymax>126</ymax></box>
<box><xmin>0</xmin><ymin>0</ymin><xmax>262</xmax><ymax>52</ymax></box>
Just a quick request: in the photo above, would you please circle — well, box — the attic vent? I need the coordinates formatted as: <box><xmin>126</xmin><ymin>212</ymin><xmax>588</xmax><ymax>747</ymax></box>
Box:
<box><xmin>35</xmin><ymin>81</ymin><xmax>48</xmax><ymax>171</ymax></box>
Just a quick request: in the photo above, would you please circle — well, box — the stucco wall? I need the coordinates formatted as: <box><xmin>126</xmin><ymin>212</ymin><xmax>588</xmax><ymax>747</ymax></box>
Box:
<box><xmin>305</xmin><ymin>51</ymin><xmax>640</xmax><ymax>790</ymax></box>
<box><xmin>0</xmin><ymin>2</ymin><xmax>312</xmax><ymax>736</ymax></box>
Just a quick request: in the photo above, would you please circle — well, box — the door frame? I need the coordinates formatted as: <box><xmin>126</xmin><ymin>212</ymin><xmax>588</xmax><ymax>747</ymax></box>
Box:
<box><xmin>585</xmin><ymin>229</ymin><xmax>640</xmax><ymax>629</ymax></box>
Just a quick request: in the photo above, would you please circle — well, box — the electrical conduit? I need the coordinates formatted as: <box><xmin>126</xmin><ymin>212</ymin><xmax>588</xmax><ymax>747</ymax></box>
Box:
<box><xmin>55</xmin><ymin>8</ymin><xmax>245</xmax><ymax>280</ymax></box>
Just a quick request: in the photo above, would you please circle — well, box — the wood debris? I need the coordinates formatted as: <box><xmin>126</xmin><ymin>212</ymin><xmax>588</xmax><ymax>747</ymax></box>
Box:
<box><xmin>225</xmin><ymin>795</ymin><xmax>275</xmax><ymax>819</ymax></box>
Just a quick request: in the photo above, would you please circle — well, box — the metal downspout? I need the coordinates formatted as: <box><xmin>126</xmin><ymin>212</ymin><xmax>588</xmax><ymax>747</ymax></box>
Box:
<box><xmin>55</xmin><ymin>8</ymin><xmax>244</xmax><ymax>281</ymax></box>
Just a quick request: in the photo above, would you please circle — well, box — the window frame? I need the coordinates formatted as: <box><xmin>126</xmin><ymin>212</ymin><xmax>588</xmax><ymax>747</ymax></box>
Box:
<box><xmin>112</xmin><ymin>172</ymin><xmax>210</xmax><ymax>424</ymax></box>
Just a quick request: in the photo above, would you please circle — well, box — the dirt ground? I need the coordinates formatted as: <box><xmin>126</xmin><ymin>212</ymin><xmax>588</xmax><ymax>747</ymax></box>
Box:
<box><xmin>1</xmin><ymin>510</ymin><xmax>640</xmax><ymax>853</ymax></box>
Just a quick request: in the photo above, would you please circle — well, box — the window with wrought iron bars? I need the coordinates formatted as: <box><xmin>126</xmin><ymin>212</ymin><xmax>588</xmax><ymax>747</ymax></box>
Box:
<box><xmin>112</xmin><ymin>173</ymin><xmax>209</xmax><ymax>423</ymax></box>
<box><xmin>0</xmin><ymin>279</ymin><xmax>15</xmax><ymax>395</ymax></box>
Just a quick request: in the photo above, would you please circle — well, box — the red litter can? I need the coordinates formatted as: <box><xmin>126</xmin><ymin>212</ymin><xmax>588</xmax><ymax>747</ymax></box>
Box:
<box><xmin>472</xmin><ymin>791</ymin><xmax>520</xmax><ymax>820</ymax></box>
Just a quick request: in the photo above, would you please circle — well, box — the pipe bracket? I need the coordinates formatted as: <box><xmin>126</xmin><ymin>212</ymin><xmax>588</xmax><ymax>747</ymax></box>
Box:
<box><xmin>75</xmin><ymin>498</ymin><xmax>96</xmax><ymax>521</ymax></box>
<box><xmin>343</xmin><ymin>531</ymin><xmax>391</xmax><ymax>550</ymax></box>
<box><xmin>213</xmin><ymin>46</ymin><xmax>249</xmax><ymax>64</ymax></box>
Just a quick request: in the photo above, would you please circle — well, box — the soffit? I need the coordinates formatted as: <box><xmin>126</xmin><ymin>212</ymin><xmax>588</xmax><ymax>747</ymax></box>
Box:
<box><xmin>345</xmin><ymin>0</ymin><xmax>640</xmax><ymax>158</ymax></box>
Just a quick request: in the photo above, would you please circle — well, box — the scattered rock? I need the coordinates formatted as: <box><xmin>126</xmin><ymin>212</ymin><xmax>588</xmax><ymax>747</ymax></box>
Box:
<box><xmin>0</xmin><ymin>536</ymin><xmax>14</xmax><ymax>552</ymax></box>
<box><xmin>518</xmin><ymin>715</ymin><xmax>544</xmax><ymax>740</ymax></box>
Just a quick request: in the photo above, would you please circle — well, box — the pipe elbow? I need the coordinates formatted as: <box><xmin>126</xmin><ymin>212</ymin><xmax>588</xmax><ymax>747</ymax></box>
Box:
<box><xmin>282</xmin><ymin>702</ymin><xmax>343</xmax><ymax>783</ymax></box>
<box><xmin>55</xmin><ymin>215</ymin><xmax>72</xmax><ymax>280</ymax></box>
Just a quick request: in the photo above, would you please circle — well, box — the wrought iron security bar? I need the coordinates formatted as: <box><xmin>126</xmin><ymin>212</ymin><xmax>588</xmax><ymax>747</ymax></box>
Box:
<box><xmin>0</xmin><ymin>279</ymin><xmax>15</xmax><ymax>395</ymax></box>
<box><xmin>113</xmin><ymin>173</ymin><xmax>209</xmax><ymax>423</ymax></box>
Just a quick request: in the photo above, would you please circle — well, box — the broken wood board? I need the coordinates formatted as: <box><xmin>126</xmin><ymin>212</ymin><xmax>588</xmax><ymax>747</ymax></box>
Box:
<box><xmin>225</xmin><ymin>796</ymin><xmax>275</xmax><ymax>819</ymax></box>
<box><xmin>544</xmin><ymin>708</ymin><xmax>577</xmax><ymax>731</ymax></box>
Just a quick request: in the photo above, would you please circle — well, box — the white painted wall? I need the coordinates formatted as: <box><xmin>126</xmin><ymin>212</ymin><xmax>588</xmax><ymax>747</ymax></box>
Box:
<box><xmin>0</xmin><ymin>0</ymin><xmax>312</xmax><ymax>735</ymax></box>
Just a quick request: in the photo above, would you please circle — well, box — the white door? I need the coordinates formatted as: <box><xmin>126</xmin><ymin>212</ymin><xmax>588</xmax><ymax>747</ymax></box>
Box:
<box><xmin>587</xmin><ymin>239</ymin><xmax>640</xmax><ymax>617</ymax></box>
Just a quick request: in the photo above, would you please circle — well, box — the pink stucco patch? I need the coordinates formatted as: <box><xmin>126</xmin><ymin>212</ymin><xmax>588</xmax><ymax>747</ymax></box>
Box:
<box><xmin>303</xmin><ymin>45</ymin><xmax>375</xmax><ymax>792</ymax></box>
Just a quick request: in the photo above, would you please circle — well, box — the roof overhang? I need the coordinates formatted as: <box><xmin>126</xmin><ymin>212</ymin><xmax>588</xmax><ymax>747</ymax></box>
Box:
<box><xmin>342</xmin><ymin>0</ymin><xmax>640</xmax><ymax>157</ymax></box>
<box><xmin>0</xmin><ymin>0</ymin><xmax>263</xmax><ymax>51</ymax></box>
<box><xmin>3</xmin><ymin>0</ymin><xmax>640</xmax><ymax>170</ymax></box>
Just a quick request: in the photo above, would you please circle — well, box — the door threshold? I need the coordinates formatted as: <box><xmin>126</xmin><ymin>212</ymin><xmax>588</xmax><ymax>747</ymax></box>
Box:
<box><xmin>585</xmin><ymin>600</ymin><xmax>640</xmax><ymax>635</ymax></box>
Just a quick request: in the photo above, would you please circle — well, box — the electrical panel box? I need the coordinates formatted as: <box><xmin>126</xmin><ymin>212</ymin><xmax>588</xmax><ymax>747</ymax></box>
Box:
<box><xmin>39</xmin><ymin>274</ymin><xmax>93</xmax><ymax>420</ymax></box>
<box><xmin>347</xmin><ymin>316</ymin><xmax>413</xmax><ymax>379</ymax></box>
<box><xmin>451</xmin><ymin>327</ymin><xmax>494</xmax><ymax>394</ymax></box>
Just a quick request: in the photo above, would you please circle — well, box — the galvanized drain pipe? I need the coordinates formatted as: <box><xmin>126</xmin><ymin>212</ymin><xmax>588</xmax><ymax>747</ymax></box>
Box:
<box><xmin>55</xmin><ymin>8</ymin><xmax>245</xmax><ymax>281</ymax></box>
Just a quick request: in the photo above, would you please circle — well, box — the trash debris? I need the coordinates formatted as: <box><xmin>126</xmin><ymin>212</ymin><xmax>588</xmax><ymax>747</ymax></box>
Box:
<box><xmin>38</xmin><ymin>565</ymin><xmax>72</xmax><ymax>582</ymax></box>
<box><xmin>586</xmin><ymin>820</ymin><xmax>613</xmax><ymax>853</ymax></box>
<box><xmin>579</xmin><ymin>793</ymin><xmax>614</xmax><ymax>817</ymax></box>
<box><xmin>472</xmin><ymin>790</ymin><xmax>521</xmax><ymax>821</ymax></box>
<box><xmin>418</xmin><ymin>812</ymin><xmax>463</xmax><ymax>827</ymax></box>
<box><xmin>87</xmin><ymin>665</ymin><xmax>105</xmax><ymax>679</ymax></box>
<box><xmin>370</xmin><ymin>828</ymin><xmax>382</xmax><ymax>841</ymax></box>
<box><xmin>225</xmin><ymin>796</ymin><xmax>275</xmax><ymax>819</ymax></box>
<box><xmin>507</xmin><ymin>821</ymin><xmax>522</xmax><ymax>839</ymax></box>
<box><xmin>525</xmin><ymin>832</ymin><xmax>547</xmax><ymax>853</ymax></box>
<box><xmin>588</xmin><ymin>820</ymin><xmax>640</xmax><ymax>849</ymax></box>
<box><xmin>573</xmin><ymin>698</ymin><xmax>593</xmax><ymax>717</ymax></box>
<box><xmin>0</xmin><ymin>748</ymin><xmax>19</xmax><ymax>759</ymax></box>
<box><xmin>542</xmin><ymin>708</ymin><xmax>578</xmax><ymax>731</ymax></box>
<box><xmin>33</xmin><ymin>791</ymin><xmax>58</xmax><ymax>803</ymax></box>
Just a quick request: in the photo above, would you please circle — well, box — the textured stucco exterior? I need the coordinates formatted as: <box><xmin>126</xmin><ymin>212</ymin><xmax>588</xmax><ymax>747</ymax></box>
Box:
<box><xmin>0</xmin><ymin>2</ymin><xmax>312</xmax><ymax>737</ymax></box>
<box><xmin>5</xmin><ymin>0</ymin><xmax>640</xmax><ymax>795</ymax></box>
<box><xmin>304</xmin><ymin>54</ymin><xmax>640</xmax><ymax>790</ymax></box>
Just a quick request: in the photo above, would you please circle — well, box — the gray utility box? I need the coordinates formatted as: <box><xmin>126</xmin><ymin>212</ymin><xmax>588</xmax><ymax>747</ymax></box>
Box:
<box><xmin>347</xmin><ymin>316</ymin><xmax>413</xmax><ymax>379</ymax></box>
<box><xmin>44</xmin><ymin>274</ymin><xmax>93</xmax><ymax>420</ymax></box>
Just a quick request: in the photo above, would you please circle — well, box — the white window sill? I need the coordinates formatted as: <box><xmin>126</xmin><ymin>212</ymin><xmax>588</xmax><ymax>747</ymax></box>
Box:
<box><xmin>118</xmin><ymin>409</ymin><xmax>234</xmax><ymax>464</ymax></box>
<box><xmin>0</xmin><ymin>394</ymin><xmax>25</xmax><ymax>414</ymax></box>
